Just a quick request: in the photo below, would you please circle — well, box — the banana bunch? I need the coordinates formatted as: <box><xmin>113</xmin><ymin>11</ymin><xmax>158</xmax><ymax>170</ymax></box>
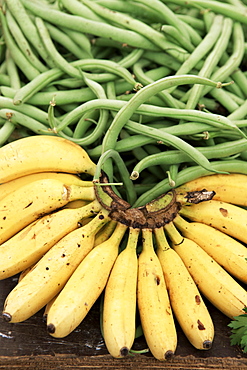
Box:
<box><xmin>1</xmin><ymin>135</ymin><xmax>247</xmax><ymax>362</ymax></box>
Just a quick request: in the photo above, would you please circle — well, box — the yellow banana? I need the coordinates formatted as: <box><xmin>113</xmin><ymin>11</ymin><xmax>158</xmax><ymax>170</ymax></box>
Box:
<box><xmin>18</xmin><ymin>264</ymin><xmax>36</xmax><ymax>283</ymax></box>
<box><xmin>46</xmin><ymin>222</ymin><xmax>127</xmax><ymax>338</ymax></box>
<box><xmin>94</xmin><ymin>219</ymin><xmax>117</xmax><ymax>246</ymax></box>
<box><xmin>2</xmin><ymin>209</ymin><xmax>110</xmax><ymax>323</ymax></box>
<box><xmin>179</xmin><ymin>199</ymin><xmax>247</xmax><ymax>244</ymax></box>
<box><xmin>103</xmin><ymin>227</ymin><xmax>140</xmax><ymax>358</ymax></box>
<box><xmin>174</xmin><ymin>215</ymin><xmax>247</xmax><ymax>284</ymax></box>
<box><xmin>63</xmin><ymin>199</ymin><xmax>90</xmax><ymax>209</ymax></box>
<box><xmin>155</xmin><ymin>227</ymin><xmax>214</xmax><ymax>350</ymax></box>
<box><xmin>165</xmin><ymin>222</ymin><xmax>247</xmax><ymax>319</ymax></box>
<box><xmin>137</xmin><ymin>228</ymin><xmax>177</xmax><ymax>361</ymax></box>
<box><xmin>0</xmin><ymin>172</ymin><xmax>93</xmax><ymax>202</ymax></box>
<box><xmin>43</xmin><ymin>295</ymin><xmax>58</xmax><ymax>320</ymax></box>
<box><xmin>176</xmin><ymin>173</ymin><xmax>247</xmax><ymax>206</ymax></box>
<box><xmin>0</xmin><ymin>178</ymin><xmax>95</xmax><ymax>244</ymax></box>
<box><xmin>0</xmin><ymin>135</ymin><xmax>96</xmax><ymax>183</ymax></box>
<box><xmin>0</xmin><ymin>199</ymin><xmax>102</xmax><ymax>280</ymax></box>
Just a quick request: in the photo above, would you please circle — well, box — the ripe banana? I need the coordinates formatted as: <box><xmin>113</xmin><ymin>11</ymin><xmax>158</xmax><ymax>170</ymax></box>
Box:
<box><xmin>2</xmin><ymin>210</ymin><xmax>110</xmax><ymax>323</ymax></box>
<box><xmin>154</xmin><ymin>227</ymin><xmax>214</xmax><ymax>350</ymax></box>
<box><xmin>94</xmin><ymin>219</ymin><xmax>117</xmax><ymax>246</ymax></box>
<box><xmin>63</xmin><ymin>199</ymin><xmax>90</xmax><ymax>209</ymax></box>
<box><xmin>0</xmin><ymin>135</ymin><xmax>96</xmax><ymax>183</ymax></box>
<box><xmin>176</xmin><ymin>173</ymin><xmax>247</xmax><ymax>206</ymax></box>
<box><xmin>137</xmin><ymin>228</ymin><xmax>177</xmax><ymax>361</ymax></box>
<box><xmin>0</xmin><ymin>171</ymin><xmax>93</xmax><ymax>202</ymax></box>
<box><xmin>43</xmin><ymin>295</ymin><xmax>58</xmax><ymax>320</ymax></box>
<box><xmin>0</xmin><ymin>178</ymin><xmax>95</xmax><ymax>244</ymax></box>
<box><xmin>165</xmin><ymin>222</ymin><xmax>247</xmax><ymax>319</ymax></box>
<box><xmin>103</xmin><ymin>227</ymin><xmax>140</xmax><ymax>358</ymax></box>
<box><xmin>0</xmin><ymin>199</ymin><xmax>102</xmax><ymax>280</ymax></box>
<box><xmin>46</xmin><ymin>222</ymin><xmax>127</xmax><ymax>338</ymax></box>
<box><xmin>179</xmin><ymin>200</ymin><xmax>247</xmax><ymax>244</ymax></box>
<box><xmin>174</xmin><ymin>215</ymin><xmax>247</xmax><ymax>284</ymax></box>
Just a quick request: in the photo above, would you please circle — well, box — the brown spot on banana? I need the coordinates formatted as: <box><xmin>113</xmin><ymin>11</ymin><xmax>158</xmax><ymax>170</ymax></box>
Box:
<box><xmin>219</xmin><ymin>207</ymin><xmax>228</xmax><ymax>217</ymax></box>
<box><xmin>197</xmin><ymin>320</ymin><xmax>206</xmax><ymax>330</ymax></box>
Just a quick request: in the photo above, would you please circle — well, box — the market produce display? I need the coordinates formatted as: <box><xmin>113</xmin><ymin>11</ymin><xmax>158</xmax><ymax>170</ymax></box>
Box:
<box><xmin>1</xmin><ymin>0</ymin><xmax>247</xmax><ymax>362</ymax></box>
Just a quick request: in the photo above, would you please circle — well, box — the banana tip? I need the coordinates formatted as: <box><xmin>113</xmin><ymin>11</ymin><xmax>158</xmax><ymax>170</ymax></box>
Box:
<box><xmin>47</xmin><ymin>323</ymin><xmax>56</xmax><ymax>334</ymax></box>
<box><xmin>164</xmin><ymin>350</ymin><xmax>174</xmax><ymax>360</ymax></box>
<box><xmin>120</xmin><ymin>346</ymin><xmax>129</xmax><ymax>357</ymax></box>
<box><xmin>2</xmin><ymin>312</ymin><xmax>12</xmax><ymax>322</ymax></box>
<box><xmin>203</xmin><ymin>340</ymin><xmax>212</xmax><ymax>350</ymax></box>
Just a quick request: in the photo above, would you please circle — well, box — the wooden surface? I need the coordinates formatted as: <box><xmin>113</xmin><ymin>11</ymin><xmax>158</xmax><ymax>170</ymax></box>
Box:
<box><xmin>1</xmin><ymin>275</ymin><xmax>247</xmax><ymax>369</ymax></box>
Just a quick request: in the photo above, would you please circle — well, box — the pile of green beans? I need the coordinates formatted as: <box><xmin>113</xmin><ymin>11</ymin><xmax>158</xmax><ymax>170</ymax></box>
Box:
<box><xmin>1</xmin><ymin>0</ymin><xmax>247</xmax><ymax>205</ymax></box>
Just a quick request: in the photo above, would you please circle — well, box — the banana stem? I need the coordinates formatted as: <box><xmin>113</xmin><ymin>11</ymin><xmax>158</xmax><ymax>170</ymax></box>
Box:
<box><xmin>154</xmin><ymin>227</ymin><xmax>171</xmax><ymax>252</ymax></box>
<box><xmin>164</xmin><ymin>221</ymin><xmax>184</xmax><ymax>245</ymax></box>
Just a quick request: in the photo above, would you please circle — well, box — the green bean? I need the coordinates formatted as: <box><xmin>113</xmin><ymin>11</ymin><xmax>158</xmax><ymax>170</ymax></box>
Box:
<box><xmin>62</xmin><ymin>76</ymin><xmax>109</xmax><ymax>145</ymax></box>
<box><xmin>168</xmin><ymin>0</ymin><xmax>247</xmax><ymax>24</ymax></box>
<box><xmin>230</xmin><ymin>69</ymin><xmax>247</xmax><ymax>98</ymax></box>
<box><xmin>5</xmin><ymin>49</ymin><xmax>21</xmax><ymax>89</ymax></box>
<box><xmin>44</xmin><ymin>22</ymin><xmax>90</xmax><ymax>61</ymax></box>
<box><xmin>13</xmin><ymin>58</ymin><xmax>138</xmax><ymax>105</ymax></box>
<box><xmin>207</xmin><ymin>88</ymin><xmax>239</xmax><ymax>113</ymax></box>
<box><xmin>93</xmin><ymin>149</ymin><xmax>137</xmax><ymax>205</ymax></box>
<box><xmin>105</xmin><ymin>122</ymin><xmax>221</xmax><ymax>154</ymax></box>
<box><xmin>166</xmin><ymin>164</ymin><xmax>179</xmax><ymax>187</ymax></box>
<box><xmin>121</xmin><ymin>130</ymin><xmax>164</xmax><ymax>180</ymax></box>
<box><xmin>124</xmin><ymin>120</ymin><xmax>242</xmax><ymax>174</ymax></box>
<box><xmin>1</xmin><ymin>86</ymin><xmax>97</xmax><ymax>105</ymax></box>
<box><xmin>171</xmin><ymin>14</ymin><xmax>224</xmax><ymax>84</ymax></box>
<box><xmin>35</xmin><ymin>17</ymin><xmax>82</xmax><ymax>79</ymax></box>
<box><xmin>0</xmin><ymin>109</ymin><xmax>50</xmax><ymax>134</ymax></box>
<box><xmin>54</xmin><ymin>92</ymin><xmax>243</xmax><ymax>137</ymax></box>
<box><xmin>160</xmin><ymin>25</ymin><xmax>195</xmax><ymax>52</ymax></box>
<box><xmin>144</xmin><ymin>144</ymin><xmax>169</xmax><ymax>176</ymax></box>
<box><xmin>96</xmin><ymin>0</ymin><xmax>167</xmax><ymax>24</ymax></box>
<box><xmin>13</xmin><ymin>67</ymin><xmax>62</xmax><ymax>105</ymax></box>
<box><xmin>0</xmin><ymin>8</ymin><xmax>40</xmax><ymax>81</ymax></box>
<box><xmin>177</xmin><ymin>14</ymin><xmax>205</xmax><ymax>32</ymax></box>
<box><xmin>228</xmin><ymin>100</ymin><xmax>247</xmax><ymax>121</ymax></box>
<box><xmin>145</xmin><ymin>66</ymin><xmax>171</xmax><ymax>81</ymax></box>
<box><xmin>0</xmin><ymin>95</ymin><xmax>46</xmax><ymax>122</ymax></box>
<box><xmin>0</xmin><ymin>73</ymin><xmax>10</xmax><ymax>86</ymax></box>
<box><xmin>20</xmin><ymin>0</ymin><xmax>161</xmax><ymax>51</ymax></box>
<box><xmin>0</xmin><ymin>120</ymin><xmax>16</xmax><ymax>146</ymax></box>
<box><xmin>134</xmin><ymin>0</ymin><xmax>191</xmax><ymax>41</ymax></box>
<box><xmin>199</xmin><ymin>22</ymin><xmax>245</xmax><ymax>98</ymax></box>
<box><xmin>60</xmin><ymin>0</ymin><xmax>105</xmax><ymax>23</ymax></box>
<box><xmin>5</xmin><ymin>9</ymin><xmax>47</xmax><ymax>73</ymax></box>
<box><xmin>73</xmin><ymin>112</ymin><xmax>100</xmax><ymax>140</ymax></box>
<box><xmin>101</xmin><ymin>75</ymin><xmax>246</xmax><ymax>173</ymax></box>
<box><xmin>185</xmin><ymin>17</ymin><xmax>233</xmax><ymax>110</ymax></box>
<box><xmin>144</xmin><ymin>51</ymin><xmax>182</xmax><ymax>72</ymax></box>
<box><xmin>130</xmin><ymin>138</ymin><xmax>247</xmax><ymax>179</ymax></box>
<box><xmin>133</xmin><ymin>160</ymin><xmax>247</xmax><ymax>207</ymax></box>
<box><xmin>80</xmin><ymin>0</ymin><xmax>190</xmax><ymax>62</ymax></box>
<box><xmin>60</xmin><ymin>27</ymin><xmax>93</xmax><ymax>59</ymax></box>
<box><xmin>5</xmin><ymin>0</ymin><xmax>56</xmax><ymax>68</ymax></box>
<box><xmin>132</xmin><ymin>59</ymin><xmax>185</xmax><ymax>109</ymax></box>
